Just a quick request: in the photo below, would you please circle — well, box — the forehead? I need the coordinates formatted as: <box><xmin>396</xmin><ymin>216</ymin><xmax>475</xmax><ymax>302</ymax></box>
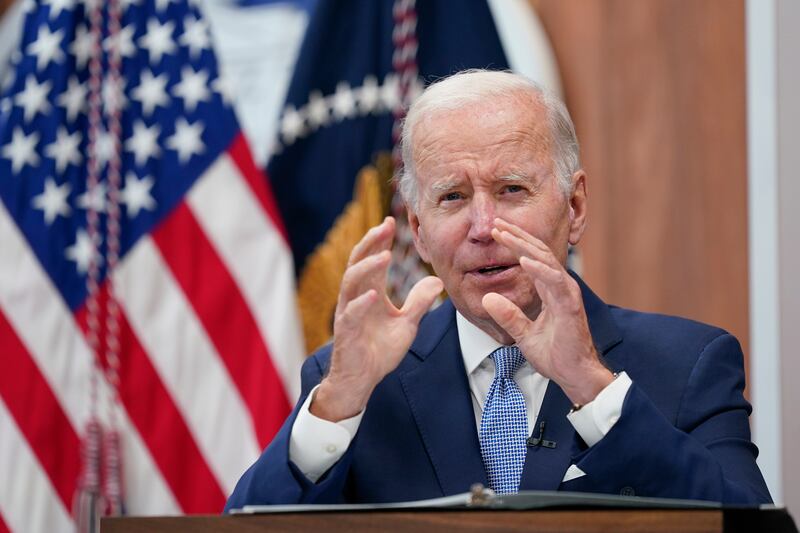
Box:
<box><xmin>411</xmin><ymin>93</ymin><xmax>554</xmax><ymax>182</ymax></box>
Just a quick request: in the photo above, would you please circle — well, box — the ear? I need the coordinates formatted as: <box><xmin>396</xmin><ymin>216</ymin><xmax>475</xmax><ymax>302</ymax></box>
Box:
<box><xmin>407</xmin><ymin>206</ymin><xmax>432</xmax><ymax>263</ymax></box>
<box><xmin>568</xmin><ymin>170</ymin><xmax>589</xmax><ymax>246</ymax></box>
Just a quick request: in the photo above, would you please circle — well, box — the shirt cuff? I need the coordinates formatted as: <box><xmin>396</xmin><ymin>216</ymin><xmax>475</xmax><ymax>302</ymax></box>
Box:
<box><xmin>288</xmin><ymin>385</ymin><xmax>364</xmax><ymax>482</ymax></box>
<box><xmin>566</xmin><ymin>371</ymin><xmax>632</xmax><ymax>447</ymax></box>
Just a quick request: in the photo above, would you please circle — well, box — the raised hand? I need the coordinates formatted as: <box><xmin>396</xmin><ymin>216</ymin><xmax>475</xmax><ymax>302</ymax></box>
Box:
<box><xmin>312</xmin><ymin>217</ymin><xmax>443</xmax><ymax>422</ymax></box>
<box><xmin>481</xmin><ymin>218</ymin><xmax>614</xmax><ymax>406</ymax></box>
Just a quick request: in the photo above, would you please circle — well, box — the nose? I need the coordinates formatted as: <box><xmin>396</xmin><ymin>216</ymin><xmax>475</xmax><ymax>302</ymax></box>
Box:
<box><xmin>466</xmin><ymin>194</ymin><xmax>496</xmax><ymax>243</ymax></box>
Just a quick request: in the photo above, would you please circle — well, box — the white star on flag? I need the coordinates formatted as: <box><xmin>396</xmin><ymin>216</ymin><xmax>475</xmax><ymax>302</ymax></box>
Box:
<box><xmin>280</xmin><ymin>105</ymin><xmax>305</xmax><ymax>145</ymax></box>
<box><xmin>357</xmin><ymin>75</ymin><xmax>381</xmax><ymax>114</ymax></box>
<box><xmin>32</xmin><ymin>178</ymin><xmax>71</xmax><ymax>224</ymax></box>
<box><xmin>57</xmin><ymin>77</ymin><xmax>87</xmax><ymax>122</ymax></box>
<box><xmin>138</xmin><ymin>18</ymin><xmax>177</xmax><ymax>64</ymax></box>
<box><xmin>26</xmin><ymin>25</ymin><xmax>65</xmax><ymax>71</ymax></box>
<box><xmin>2</xmin><ymin>127</ymin><xmax>40</xmax><ymax>174</ymax></box>
<box><xmin>331</xmin><ymin>81</ymin><xmax>356</xmax><ymax>120</ymax></box>
<box><xmin>154</xmin><ymin>0</ymin><xmax>178</xmax><ymax>11</ymax></box>
<box><xmin>45</xmin><ymin>126</ymin><xmax>82</xmax><ymax>173</ymax></box>
<box><xmin>94</xmin><ymin>129</ymin><xmax>116</xmax><ymax>171</ymax></box>
<box><xmin>131</xmin><ymin>69</ymin><xmax>170</xmax><ymax>116</ymax></box>
<box><xmin>179</xmin><ymin>16</ymin><xmax>210</xmax><ymax>59</ymax></box>
<box><xmin>69</xmin><ymin>25</ymin><xmax>93</xmax><ymax>70</ymax></box>
<box><xmin>104</xmin><ymin>24</ymin><xmax>137</xmax><ymax>60</ymax></box>
<box><xmin>43</xmin><ymin>0</ymin><xmax>75</xmax><ymax>19</ymax></box>
<box><xmin>125</xmin><ymin>120</ymin><xmax>161</xmax><ymax>166</ymax></box>
<box><xmin>65</xmin><ymin>228</ymin><xmax>101</xmax><ymax>274</ymax></box>
<box><xmin>172</xmin><ymin>66</ymin><xmax>211</xmax><ymax>113</ymax></box>
<box><xmin>102</xmin><ymin>74</ymin><xmax>127</xmax><ymax>116</ymax></box>
<box><xmin>77</xmin><ymin>182</ymin><xmax>107</xmax><ymax>213</ymax></box>
<box><xmin>15</xmin><ymin>75</ymin><xmax>52</xmax><ymax>122</ymax></box>
<box><xmin>166</xmin><ymin>117</ymin><xmax>204</xmax><ymax>163</ymax></box>
<box><xmin>306</xmin><ymin>91</ymin><xmax>329</xmax><ymax>129</ymax></box>
<box><xmin>121</xmin><ymin>173</ymin><xmax>157</xmax><ymax>217</ymax></box>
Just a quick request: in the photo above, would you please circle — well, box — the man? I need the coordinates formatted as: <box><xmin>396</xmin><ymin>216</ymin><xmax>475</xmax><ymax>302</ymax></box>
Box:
<box><xmin>225</xmin><ymin>70</ymin><xmax>771</xmax><ymax>509</ymax></box>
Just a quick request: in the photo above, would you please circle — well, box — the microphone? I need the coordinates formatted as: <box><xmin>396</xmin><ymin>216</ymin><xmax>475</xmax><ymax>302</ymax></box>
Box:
<box><xmin>527</xmin><ymin>421</ymin><xmax>556</xmax><ymax>449</ymax></box>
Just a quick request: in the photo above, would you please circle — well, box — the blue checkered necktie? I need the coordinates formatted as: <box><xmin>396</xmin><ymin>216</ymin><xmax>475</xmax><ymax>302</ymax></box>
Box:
<box><xmin>479</xmin><ymin>346</ymin><xmax>528</xmax><ymax>494</ymax></box>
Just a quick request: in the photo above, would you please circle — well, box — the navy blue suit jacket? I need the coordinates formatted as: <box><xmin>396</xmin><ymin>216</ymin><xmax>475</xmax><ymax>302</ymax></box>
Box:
<box><xmin>225</xmin><ymin>276</ymin><xmax>771</xmax><ymax>509</ymax></box>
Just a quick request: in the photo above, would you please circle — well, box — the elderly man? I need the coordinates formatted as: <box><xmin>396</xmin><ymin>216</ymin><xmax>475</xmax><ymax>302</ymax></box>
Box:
<box><xmin>225</xmin><ymin>70</ymin><xmax>771</xmax><ymax>509</ymax></box>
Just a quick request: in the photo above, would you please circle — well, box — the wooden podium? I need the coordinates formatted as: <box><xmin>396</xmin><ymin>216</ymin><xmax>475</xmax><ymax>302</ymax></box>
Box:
<box><xmin>103</xmin><ymin>507</ymin><xmax>797</xmax><ymax>533</ymax></box>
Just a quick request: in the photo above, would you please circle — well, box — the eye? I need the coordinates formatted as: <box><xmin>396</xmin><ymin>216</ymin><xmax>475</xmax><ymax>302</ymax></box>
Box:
<box><xmin>502</xmin><ymin>184</ymin><xmax>525</xmax><ymax>194</ymax></box>
<box><xmin>440</xmin><ymin>191</ymin><xmax>463</xmax><ymax>203</ymax></box>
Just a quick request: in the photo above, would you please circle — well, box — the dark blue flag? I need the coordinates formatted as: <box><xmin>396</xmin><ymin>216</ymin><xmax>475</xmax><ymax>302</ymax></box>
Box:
<box><xmin>267</xmin><ymin>0</ymin><xmax>509</xmax><ymax>350</ymax></box>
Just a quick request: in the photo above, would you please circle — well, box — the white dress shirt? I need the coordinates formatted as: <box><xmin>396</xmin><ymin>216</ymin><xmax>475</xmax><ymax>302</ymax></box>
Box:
<box><xmin>289</xmin><ymin>311</ymin><xmax>632</xmax><ymax>483</ymax></box>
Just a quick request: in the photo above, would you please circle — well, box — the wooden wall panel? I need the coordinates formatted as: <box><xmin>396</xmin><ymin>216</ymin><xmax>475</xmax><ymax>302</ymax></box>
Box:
<box><xmin>531</xmin><ymin>0</ymin><xmax>750</xmax><ymax>362</ymax></box>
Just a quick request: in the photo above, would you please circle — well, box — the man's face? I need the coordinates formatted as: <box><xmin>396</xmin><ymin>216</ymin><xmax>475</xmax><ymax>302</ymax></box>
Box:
<box><xmin>408</xmin><ymin>93</ymin><xmax>587</xmax><ymax>334</ymax></box>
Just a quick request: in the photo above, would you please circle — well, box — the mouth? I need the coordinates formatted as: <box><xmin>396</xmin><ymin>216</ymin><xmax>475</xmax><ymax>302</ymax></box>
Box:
<box><xmin>469</xmin><ymin>263</ymin><xmax>518</xmax><ymax>277</ymax></box>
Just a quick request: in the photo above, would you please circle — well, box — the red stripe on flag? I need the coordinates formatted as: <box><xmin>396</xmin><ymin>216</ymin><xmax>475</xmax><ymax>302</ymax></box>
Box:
<box><xmin>74</xmin><ymin>289</ymin><xmax>226</xmax><ymax>513</ymax></box>
<box><xmin>0</xmin><ymin>510</ymin><xmax>10</xmax><ymax>533</ymax></box>
<box><xmin>227</xmin><ymin>133</ymin><xmax>289</xmax><ymax>243</ymax></box>
<box><xmin>0</xmin><ymin>309</ymin><xmax>81</xmax><ymax>511</ymax></box>
<box><xmin>151</xmin><ymin>201</ymin><xmax>291</xmax><ymax>447</ymax></box>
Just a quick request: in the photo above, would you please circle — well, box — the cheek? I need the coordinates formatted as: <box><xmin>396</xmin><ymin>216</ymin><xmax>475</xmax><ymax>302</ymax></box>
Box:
<box><xmin>418</xmin><ymin>222</ymin><xmax>460</xmax><ymax>269</ymax></box>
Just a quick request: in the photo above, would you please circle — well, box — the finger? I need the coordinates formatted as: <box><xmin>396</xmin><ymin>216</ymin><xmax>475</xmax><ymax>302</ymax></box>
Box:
<box><xmin>521</xmin><ymin>257</ymin><xmax>580</xmax><ymax>313</ymax></box>
<box><xmin>491</xmin><ymin>227</ymin><xmax>562</xmax><ymax>271</ymax></box>
<box><xmin>481</xmin><ymin>292</ymin><xmax>531</xmax><ymax>342</ymax></box>
<box><xmin>337</xmin><ymin>289</ymin><xmax>379</xmax><ymax>331</ymax></box>
<box><xmin>348</xmin><ymin>217</ymin><xmax>395</xmax><ymax>267</ymax></box>
<box><xmin>494</xmin><ymin>218</ymin><xmax>551</xmax><ymax>255</ymax></box>
<box><xmin>338</xmin><ymin>250</ymin><xmax>392</xmax><ymax>307</ymax></box>
<box><xmin>401</xmin><ymin>276</ymin><xmax>444</xmax><ymax>324</ymax></box>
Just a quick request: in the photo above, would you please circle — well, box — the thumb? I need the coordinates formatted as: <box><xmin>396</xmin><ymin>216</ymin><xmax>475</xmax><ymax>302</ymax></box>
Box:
<box><xmin>482</xmin><ymin>292</ymin><xmax>531</xmax><ymax>342</ymax></box>
<box><xmin>401</xmin><ymin>276</ymin><xmax>444</xmax><ymax>324</ymax></box>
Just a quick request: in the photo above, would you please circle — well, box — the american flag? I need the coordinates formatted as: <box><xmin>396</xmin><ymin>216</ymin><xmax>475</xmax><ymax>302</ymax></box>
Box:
<box><xmin>0</xmin><ymin>0</ymin><xmax>304</xmax><ymax>530</ymax></box>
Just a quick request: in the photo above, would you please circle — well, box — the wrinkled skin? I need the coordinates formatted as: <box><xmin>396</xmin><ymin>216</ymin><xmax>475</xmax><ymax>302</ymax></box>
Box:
<box><xmin>313</xmin><ymin>90</ymin><xmax>612</xmax><ymax>421</ymax></box>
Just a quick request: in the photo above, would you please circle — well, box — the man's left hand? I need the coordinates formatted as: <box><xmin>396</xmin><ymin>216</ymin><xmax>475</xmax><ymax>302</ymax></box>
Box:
<box><xmin>482</xmin><ymin>218</ymin><xmax>614</xmax><ymax>406</ymax></box>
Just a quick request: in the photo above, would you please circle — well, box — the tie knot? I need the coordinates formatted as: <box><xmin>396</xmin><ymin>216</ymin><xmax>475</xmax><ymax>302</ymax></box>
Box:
<box><xmin>490</xmin><ymin>346</ymin><xmax>525</xmax><ymax>379</ymax></box>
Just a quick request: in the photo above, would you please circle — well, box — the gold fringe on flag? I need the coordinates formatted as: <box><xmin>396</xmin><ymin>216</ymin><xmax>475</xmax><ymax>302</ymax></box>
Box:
<box><xmin>297</xmin><ymin>154</ymin><xmax>394</xmax><ymax>354</ymax></box>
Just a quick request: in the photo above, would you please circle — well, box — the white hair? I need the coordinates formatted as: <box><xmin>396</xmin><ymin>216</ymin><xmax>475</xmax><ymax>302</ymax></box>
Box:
<box><xmin>399</xmin><ymin>69</ymin><xmax>581</xmax><ymax>210</ymax></box>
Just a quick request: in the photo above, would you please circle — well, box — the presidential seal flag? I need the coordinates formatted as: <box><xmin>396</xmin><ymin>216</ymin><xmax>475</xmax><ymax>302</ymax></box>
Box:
<box><xmin>0</xmin><ymin>0</ymin><xmax>304</xmax><ymax>530</ymax></box>
<box><xmin>268</xmin><ymin>0</ymin><xmax>511</xmax><ymax>353</ymax></box>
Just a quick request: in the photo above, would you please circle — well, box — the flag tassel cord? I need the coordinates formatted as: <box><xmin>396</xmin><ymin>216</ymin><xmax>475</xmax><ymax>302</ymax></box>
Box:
<box><xmin>388</xmin><ymin>0</ymin><xmax>430</xmax><ymax>305</ymax></box>
<box><xmin>74</xmin><ymin>0</ymin><xmax>126</xmax><ymax>527</ymax></box>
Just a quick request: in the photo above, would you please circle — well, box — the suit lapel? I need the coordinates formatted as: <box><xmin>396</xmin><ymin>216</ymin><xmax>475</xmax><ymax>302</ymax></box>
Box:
<box><xmin>519</xmin><ymin>272</ymin><xmax>624</xmax><ymax>490</ymax></box>
<box><xmin>399</xmin><ymin>301</ymin><xmax>489</xmax><ymax>495</ymax></box>
<box><xmin>519</xmin><ymin>380</ymin><xmax>575</xmax><ymax>490</ymax></box>
<box><xmin>397</xmin><ymin>274</ymin><xmax>624</xmax><ymax>494</ymax></box>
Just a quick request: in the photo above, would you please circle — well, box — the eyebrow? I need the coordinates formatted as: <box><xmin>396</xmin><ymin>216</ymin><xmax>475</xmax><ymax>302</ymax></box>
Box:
<box><xmin>429</xmin><ymin>177</ymin><xmax>461</xmax><ymax>193</ymax></box>
<box><xmin>498</xmin><ymin>173</ymin><xmax>533</xmax><ymax>184</ymax></box>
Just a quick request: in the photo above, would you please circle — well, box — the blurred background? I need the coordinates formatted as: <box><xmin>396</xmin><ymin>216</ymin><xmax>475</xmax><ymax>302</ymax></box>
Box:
<box><xmin>0</xmin><ymin>0</ymin><xmax>797</xmax><ymax>530</ymax></box>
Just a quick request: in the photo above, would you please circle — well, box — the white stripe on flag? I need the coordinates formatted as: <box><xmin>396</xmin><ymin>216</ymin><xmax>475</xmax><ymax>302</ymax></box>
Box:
<box><xmin>0</xmin><ymin>398</ymin><xmax>74</xmax><ymax>533</ymax></box>
<box><xmin>0</xmin><ymin>203</ymin><xmax>180</xmax><ymax>515</ymax></box>
<box><xmin>115</xmin><ymin>236</ymin><xmax>261</xmax><ymax>494</ymax></box>
<box><xmin>188</xmin><ymin>153</ymin><xmax>304</xmax><ymax>400</ymax></box>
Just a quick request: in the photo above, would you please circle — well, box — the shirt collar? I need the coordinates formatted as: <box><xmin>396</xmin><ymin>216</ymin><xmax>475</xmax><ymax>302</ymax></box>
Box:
<box><xmin>455</xmin><ymin>311</ymin><xmax>504</xmax><ymax>375</ymax></box>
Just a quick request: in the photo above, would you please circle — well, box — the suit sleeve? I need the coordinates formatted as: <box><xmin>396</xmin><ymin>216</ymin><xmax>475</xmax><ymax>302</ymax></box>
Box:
<box><xmin>223</xmin><ymin>350</ymin><xmax>358</xmax><ymax>510</ymax></box>
<box><xmin>562</xmin><ymin>333</ymin><xmax>772</xmax><ymax>504</ymax></box>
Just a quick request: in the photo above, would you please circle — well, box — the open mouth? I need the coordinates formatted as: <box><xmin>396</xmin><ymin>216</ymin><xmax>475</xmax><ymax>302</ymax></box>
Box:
<box><xmin>475</xmin><ymin>264</ymin><xmax>515</xmax><ymax>275</ymax></box>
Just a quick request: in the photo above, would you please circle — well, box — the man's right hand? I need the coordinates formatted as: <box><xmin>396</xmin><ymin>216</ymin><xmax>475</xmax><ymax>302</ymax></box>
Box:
<box><xmin>311</xmin><ymin>217</ymin><xmax>443</xmax><ymax>422</ymax></box>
